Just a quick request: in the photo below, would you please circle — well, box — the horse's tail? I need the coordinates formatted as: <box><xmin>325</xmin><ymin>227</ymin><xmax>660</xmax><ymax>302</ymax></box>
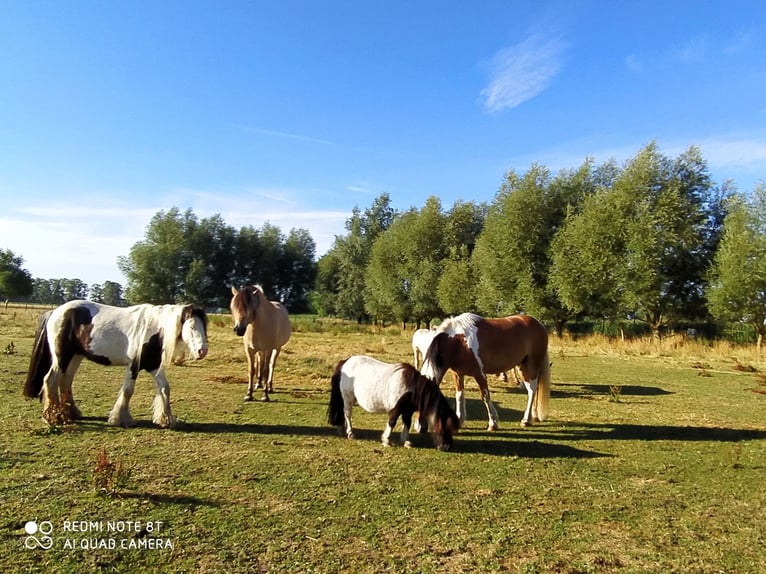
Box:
<box><xmin>534</xmin><ymin>351</ymin><xmax>551</xmax><ymax>422</ymax></box>
<box><xmin>24</xmin><ymin>311</ymin><xmax>53</xmax><ymax>400</ymax></box>
<box><xmin>327</xmin><ymin>359</ymin><xmax>347</xmax><ymax>427</ymax></box>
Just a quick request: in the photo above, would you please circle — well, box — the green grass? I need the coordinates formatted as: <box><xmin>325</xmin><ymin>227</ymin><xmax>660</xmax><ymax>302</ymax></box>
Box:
<box><xmin>1</xmin><ymin>307</ymin><xmax>765</xmax><ymax>573</ymax></box>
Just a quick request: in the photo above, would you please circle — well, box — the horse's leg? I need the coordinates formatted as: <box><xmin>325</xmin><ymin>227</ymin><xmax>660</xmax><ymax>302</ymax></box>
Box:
<box><xmin>477</xmin><ymin>375</ymin><xmax>500</xmax><ymax>431</ymax></box>
<box><xmin>41</xmin><ymin>367</ymin><xmax>62</xmax><ymax>426</ymax></box>
<box><xmin>150</xmin><ymin>370</ymin><xmax>176</xmax><ymax>428</ymax></box>
<box><xmin>258</xmin><ymin>350</ymin><xmax>271</xmax><ymax>402</ymax></box>
<box><xmin>400</xmin><ymin>406</ymin><xmax>413</xmax><ymax>448</ymax></box>
<box><xmin>58</xmin><ymin>355</ymin><xmax>84</xmax><ymax>422</ymax></box>
<box><xmin>453</xmin><ymin>372</ymin><xmax>467</xmax><ymax>425</ymax></box>
<box><xmin>343</xmin><ymin>394</ymin><xmax>354</xmax><ymax>439</ymax></box>
<box><xmin>244</xmin><ymin>343</ymin><xmax>257</xmax><ymax>402</ymax></box>
<box><xmin>520</xmin><ymin>378</ymin><xmax>539</xmax><ymax>427</ymax></box>
<box><xmin>260</xmin><ymin>348</ymin><xmax>279</xmax><ymax>400</ymax></box>
<box><xmin>108</xmin><ymin>368</ymin><xmax>136</xmax><ymax>427</ymax></box>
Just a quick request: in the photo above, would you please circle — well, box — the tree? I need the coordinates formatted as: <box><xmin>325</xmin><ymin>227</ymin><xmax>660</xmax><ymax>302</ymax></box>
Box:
<box><xmin>0</xmin><ymin>249</ymin><xmax>33</xmax><ymax>301</ymax></box>
<box><xmin>473</xmin><ymin>161</ymin><xmax>596</xmax><ymax>333</ymax></box>
<box><xmin>707</xmin><ymin>185</ymin><xmax>766</xmax><ymax>350</ymax></box>
<box><xmin>316</xmin><ymin>193</ymin><xmax>396</xmax><ymax>321</ymax></box>
<box><xmin>551</xmin><ymin>143</ymin><xmax>722</xmax><ymax>337</ymax></box>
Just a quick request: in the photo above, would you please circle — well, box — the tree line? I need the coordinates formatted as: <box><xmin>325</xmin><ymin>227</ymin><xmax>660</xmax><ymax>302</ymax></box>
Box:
<box><xmin>3</xmin><ymin>142</ymin><xmax>765</xmax><ymax>344</ymax></box>
<box><xmin>315</xmin><ymin>142</ymin><xmax>765</xmax><ymax>344</ymax></box>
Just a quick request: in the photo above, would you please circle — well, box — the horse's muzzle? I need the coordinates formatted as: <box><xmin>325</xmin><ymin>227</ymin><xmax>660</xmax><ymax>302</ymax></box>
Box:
<box><xmin>197</xmin><ymin>348</ymin><xmax>208</xmax><ymax>359</ymax></box>
<box><xmin>233</xmin><ymin>325</ymin><xmax>247</xmax><ymax>337</ymax></box>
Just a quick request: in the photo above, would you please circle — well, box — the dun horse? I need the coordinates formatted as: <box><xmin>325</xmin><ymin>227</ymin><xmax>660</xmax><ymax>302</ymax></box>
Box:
<box><xmin>420</xmin><ymin>313</ymin><xmax>550</xmax><ymax>430</ymax></box>
<box><xmin>23</xmin><ymin>301</ymin><xmax>208</xmax><ymax>428</ymax></box>
<box><xmin>327</xmin><ymin>355</ymin><xmax>460</xmax><ymax>451</ymax></box>
<box><xmin>229</xmin><ymin>285</ymin><xmax>292</xmax><ymax>402</ymax></box>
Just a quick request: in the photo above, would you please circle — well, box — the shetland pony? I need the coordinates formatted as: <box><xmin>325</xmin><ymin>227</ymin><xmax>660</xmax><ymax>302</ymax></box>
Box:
<box><xmin>327</xmin><ymin>355</ymin><xmax>460</xmax><ymax>451</ymax></box>
<box><xmin>412</xmin><ymin>327</ymin><xmax>436</xmax><ymax>369</ymax></box>
<box><xmin>23</xmin><ymin>300</ymin><xmax>208</xmax><ymax>428</ymax></box>
<box><xmin>229</xmin><ymin>285</ymin><xmax>292</xmax><ymax>402</ymax></box>
<box><xmin>420</xmin><ymin>313</ymin><xmax>550</xmax><ymax>430</ymax></box>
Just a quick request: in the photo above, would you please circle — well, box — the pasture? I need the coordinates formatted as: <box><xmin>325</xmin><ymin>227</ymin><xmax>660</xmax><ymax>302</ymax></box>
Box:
<box><xmin>1</xmin><ymin>306</ymin><xmax>765</xmax><ymax>573</ymax></box>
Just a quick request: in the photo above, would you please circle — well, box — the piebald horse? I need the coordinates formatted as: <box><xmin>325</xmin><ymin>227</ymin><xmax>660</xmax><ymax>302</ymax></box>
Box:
<box><xmin>420</xmin><ymin>313</ymin><xmax>550</xmax><ymax>430</ymax></box>
<box><xmin>328</xmin><ymin>355</ymin><xmax>460</xmax><ymax>451</ymax></box>
<box><xmin>23</xmin><ymin>301</ymin><xmax>208</xmax><ymax>428</ymax></box>
<box><xmin>229</xmin><ymin>285</ymin><xmax>292</xmax><ymax>402</ymax></box>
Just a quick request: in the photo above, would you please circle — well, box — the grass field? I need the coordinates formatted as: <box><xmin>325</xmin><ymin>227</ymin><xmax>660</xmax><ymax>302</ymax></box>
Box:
<box><xmin>1</xmin><ymin>306</ymin><xmax>765</xmax><ymax>573</ymax></box>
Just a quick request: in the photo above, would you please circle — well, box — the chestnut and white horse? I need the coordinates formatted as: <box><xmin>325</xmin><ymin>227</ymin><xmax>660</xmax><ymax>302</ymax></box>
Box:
<box><xmin>24</xmin><ymin>301</ymin><xmax>208</xmax><ymax>428</ymax></box>
<box><xmin>229</xmin><ymin>285</ymin><xmax>292</xmax><ymax>402</ymax></box>
<box><xmin>327</xmin><ymin>355</ymin><xmax>460</xmax><ymax>451</ymax></box>
<box><xmin>420</xmin><ymin>313</ymin><xmax>550</xmax><ymax>430</ymax></box>
<box><xmin>412</xmin><ymin>327</ymin><xmax>436</xmax><ymax>369</ymax></box>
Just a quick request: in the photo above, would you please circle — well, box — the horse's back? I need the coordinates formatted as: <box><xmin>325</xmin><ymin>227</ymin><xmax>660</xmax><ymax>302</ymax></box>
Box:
<box><xmin>478</xmin><ymin>314</ymin><xmax>548</xmax><ymax>373</ymax></box>
<box><xmin>341</xmin><ymin>355</ymin><xmax>411</xmax><ymax>414</ymax></box>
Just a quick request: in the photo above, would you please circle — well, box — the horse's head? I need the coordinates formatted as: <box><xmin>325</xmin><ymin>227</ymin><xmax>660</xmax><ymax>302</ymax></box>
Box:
<box><xmin>428</xmin><ymin>389</ymin><xmax>460</xmax><ymax>452</ymax></box>
<box><xmin>181</xmin><ymin>306</ymin><xmax>208</xmax><ymax>360</ymax></box>
<box><xmin>229</xmin><ymin>286</ymin><xmax>262</xmax><ymax>336</ymax></box>
<box><xmin>412</xmin><ymin>373</ymin><xmax>460</xmax><ymax>451</ymax></box>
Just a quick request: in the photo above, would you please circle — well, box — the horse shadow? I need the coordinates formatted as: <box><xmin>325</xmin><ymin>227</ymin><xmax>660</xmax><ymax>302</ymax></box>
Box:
<box><xmin>548</xmin><ymin>421</ymin><xmax>766</xmax><ymax>443</ymax></box>
<box><xmin>551</xmin><ymin>383</ymin><xmax>673</xmax><ymax>399</ymax></box>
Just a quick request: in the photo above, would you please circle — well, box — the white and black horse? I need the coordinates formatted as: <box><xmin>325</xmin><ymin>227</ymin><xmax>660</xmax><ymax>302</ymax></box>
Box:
<box><xmin>24</xmin><ymin>300</ymin><xmax>208</xmax><ymax>428</ymax></box>
<box><xmin>327</xmin><ymin>355</ymin><xmax>460</xmax><ymax>451</ymax></box>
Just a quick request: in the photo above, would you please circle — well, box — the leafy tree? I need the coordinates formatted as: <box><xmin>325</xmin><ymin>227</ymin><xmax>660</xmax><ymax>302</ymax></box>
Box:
<box><xmin>707</xmin><ymin>185</ymin><xmax>766</xmax><ymax>350</ymax></box>
<box><xmin>318</xmin><ymin>193</ymin><xmax>396</xmax><ymax>321</ymax></box>
<box><xmin>474</xmin><ymin>161</ymin><xmax>596</xmax><ymax>333</ymax></box>
<box><xmin>101</xmin><ymin>281</ymin><xmax>125</xmax><ymax>306</ymax></box>
<box><xmin>0</xmin><ymin>249</ymin><xmax>33</xmax><ymax>301</ymax></box>
<box><xmin>551</xmin><ymin>143</ymin><xmax>721</xmax><ymax>337</ymax></box>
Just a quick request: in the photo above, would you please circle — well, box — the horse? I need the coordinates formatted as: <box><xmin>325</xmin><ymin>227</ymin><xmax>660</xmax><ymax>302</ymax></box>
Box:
<box><xmin>229</xmin><ymin>285</ymin><xmax>292</xmax><ymax>402</ymax></box>
<box><xmin>420</xmin><ymin>312</ymin><xmax>550</xmax><ymax>430</ymax></box>
<box><xmin>412</xmin><ymin>327</ymin><xmax>436</xmax><ymax>369</ymax></box>
<box><xmin>327</xmin><ymin>355</ymin><xmax>460</xmax><ymax>451</ymax></box>
<box><xmin>23</xmin><ymin>300</ymin><xmax>208</xmax><ymax>428</ymax></box>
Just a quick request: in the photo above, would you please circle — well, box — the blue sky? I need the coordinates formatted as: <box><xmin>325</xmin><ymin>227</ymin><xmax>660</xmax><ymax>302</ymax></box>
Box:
<box><xmin>2</xmin><ymin>0</ymin><xmax>765</xmax><ymax>286</ymax></box>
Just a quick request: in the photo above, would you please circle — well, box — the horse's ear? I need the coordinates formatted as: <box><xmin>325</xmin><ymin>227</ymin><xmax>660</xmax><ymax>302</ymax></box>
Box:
<box><xmin>231</xmin><ymin>286</ymin><xmax>239</xmax><ymax>296</ymax></box>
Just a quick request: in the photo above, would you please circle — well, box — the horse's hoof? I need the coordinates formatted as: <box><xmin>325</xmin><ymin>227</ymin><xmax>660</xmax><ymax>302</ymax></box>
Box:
<box><xmin>382</xmin><ymin>441</ymin><xmax>391</xmax><ymax>447</ymax></box>
<box><xmin>243</xmin><ymin>395</ymin><xmax>253</xmax><ymax>402</ymax></box>
<box><xmin>520</xmin><ymin>420</ymin><xmax>531</xmax><ymax>428</ymax></box>
<box><xmin>487</xmin><ymin>424</ymin><xmax>499</xmax><ymax>431</ymax></box>
<box><xmin>347</xmin><ymin>433</ymin><xmax>355</xmax><ymax>440</ymax></box>
<box><xmin>403</xmin><ymin>441</ymin><xmax>413</xmax><ymax>449</ymax></box>
<box><xmin>260</xmin><ymin>395</ymin><xmax>270</xmax><ymax>402</ymax></box>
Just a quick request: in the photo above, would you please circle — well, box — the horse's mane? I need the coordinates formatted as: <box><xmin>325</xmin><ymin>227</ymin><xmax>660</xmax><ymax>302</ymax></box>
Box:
<box><xmin>437</xmin><ymin>312</ymin><xmax>482</xmax><ymax>335</ymax></box>
<box><xmin>158</xmin><ymin>305</ymin><xmax>205</xmax><ymax>367</ymax></box>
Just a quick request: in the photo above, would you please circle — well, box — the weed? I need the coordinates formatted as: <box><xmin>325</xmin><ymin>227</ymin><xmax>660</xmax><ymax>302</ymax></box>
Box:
<box><xmin>92</xmin><ymin>448</ymin><xmax>133</xmax><ymax>495</ymax></box>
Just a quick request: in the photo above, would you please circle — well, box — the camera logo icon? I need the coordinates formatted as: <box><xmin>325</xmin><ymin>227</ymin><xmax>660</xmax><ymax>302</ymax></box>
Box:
<box><xmin>24</xmin><ymin>521</ymin><xmax>54</xmax><ymax>550</ymax></box>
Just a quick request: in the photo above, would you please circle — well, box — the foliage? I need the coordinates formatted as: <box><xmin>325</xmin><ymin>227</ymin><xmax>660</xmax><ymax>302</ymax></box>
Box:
<box><xmin>707</xmin><ymin>184</ymin><xmax>766</xmax><ymax>347</ymax></box>
<box><xmin>0</xmin><ymin>248</ymin><xmax>33</xmax><ymax>300</ymax></box>
<box><xmin>118</xmin><ymin>207</ymin><xmax>316</xmax><ymax>310</ymax></box>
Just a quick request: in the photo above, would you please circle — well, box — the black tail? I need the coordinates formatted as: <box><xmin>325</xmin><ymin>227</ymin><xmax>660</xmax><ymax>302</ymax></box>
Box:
<box><xmin>24</xmin><ymin>311</ymin><xmax>53</xmax><ymax>400</ymax></box>
<box><xmin>327</xmin><ymin>359</ymin><xmax>347</xmax><ymax>426</ymax></box>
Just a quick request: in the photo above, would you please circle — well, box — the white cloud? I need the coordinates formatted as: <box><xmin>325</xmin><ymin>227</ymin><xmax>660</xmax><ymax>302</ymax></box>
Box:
<box><xmin>481</xmin><ymin>33</ymin><xmax>567</xmax><ymax>112</ymax></box>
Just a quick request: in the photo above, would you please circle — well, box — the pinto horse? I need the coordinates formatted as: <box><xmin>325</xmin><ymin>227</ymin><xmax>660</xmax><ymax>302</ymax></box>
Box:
<box><xmin>23</xmin><ymin>301</ymin><xmax>208</xmax><ymax>428</ymax></box>
<box><xmin>229</xmin><ymin>285</ymin><xmax>292</xmax><ymax>402</ymax></box>
<box><xmin>420</xmin><ymin>313</ymin><xmax>550</xmax><ymax>430</ymax></box>
<box><xmin>327</xmin><ymin>355</ymin><xmax>460</xmax><ymax>451</ymax></box>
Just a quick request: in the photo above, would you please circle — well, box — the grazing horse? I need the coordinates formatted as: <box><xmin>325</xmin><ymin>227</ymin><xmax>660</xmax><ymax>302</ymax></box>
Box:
<box><xmin>229</xmin><ymin>285</ymin><xmax>292</xmax><ymax>402</ymax></box>
<box><xmin>411</xmin><ymin>327</ymin><xmax>436</xmax><ymax>369</ymax></box>
<box><xmin>23</xmin><ymin>301</ymin><xmax>208</xmax><ymax>428</ymax></box>
<box><xmin>327</xmin><ymin>355</ymin><xmax>460</xmax><ymax>451</ymax></box>
<box><xmin>420</xmin><ymin>313</ymin><xmax>550</xmax><ymax>430</ymax></box>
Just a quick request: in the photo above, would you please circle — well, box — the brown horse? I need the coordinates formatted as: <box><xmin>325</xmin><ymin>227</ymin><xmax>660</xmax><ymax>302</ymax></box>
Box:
<box><xmin>420</xmin><ymin>312</ymin><xmax>550</xmax><ymax>430</ymax></box>
<box><xmin>229</xmin><ymin>285</ymin><xmax>292</xmax><ymax>402</ymax></box>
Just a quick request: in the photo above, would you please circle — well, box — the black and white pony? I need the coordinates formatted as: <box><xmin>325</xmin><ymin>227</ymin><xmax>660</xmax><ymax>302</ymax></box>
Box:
<box><xmin>24</xmin><ymin>300</ymin><xmax>208</xmax><ymax>428</ymax></box>
<box><xmin>327</xmin><ymin>355</ymin><xmax>460</xmax><ymax>451</ymax></box>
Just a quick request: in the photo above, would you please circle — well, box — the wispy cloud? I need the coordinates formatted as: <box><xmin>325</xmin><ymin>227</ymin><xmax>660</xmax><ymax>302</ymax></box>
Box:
<box><xmin>481</xmin><ymin>33</ymin><xmax>567</xmax><ymax>112</ymax></box>
<box><xmin>238</xmin><ymin>125</ymin><xmax>336</xmax><ymax>146</ymax></box>
<box><xmin>673</xmin><ymin>35</ymin><xmax>706</xmax><ymax>64</ymax></box>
